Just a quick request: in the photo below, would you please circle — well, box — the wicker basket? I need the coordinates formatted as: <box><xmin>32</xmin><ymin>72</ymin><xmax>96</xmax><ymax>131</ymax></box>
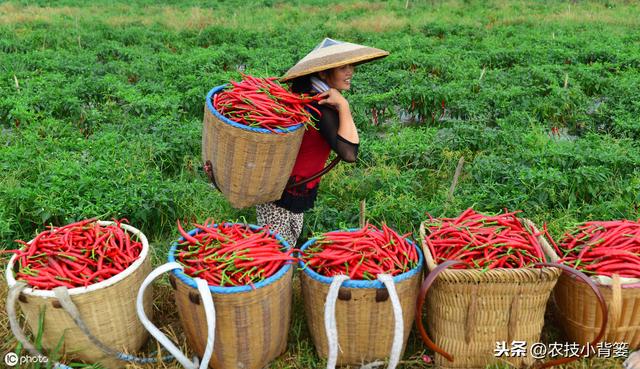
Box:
<box><xmin>544</xmin><ymin>240</ymin><xmax>640</xmax><ymax>350</ymax></box>
<box><xmin>165</xmin><ymin>224</ymin><xmax>294</xmax><ymax>369</ymax></box>
<box><xmin>416</xmin><ymin>219</ymin><xmax>562</xmax><ymax>369</ymax></box>
<box><xmin>4</xmin><ymin>221</ymin><xmax>153</xmax><ymax>369</ymax></box>
<box><xmin>202</xmin><ymin>85</ymin><xmax>305</xmax><ymax>209</ymax></box>
<box><xmin>299</xmin><ymin>234</ymin><xmax>424</xmax><ymax>366</ymax></box>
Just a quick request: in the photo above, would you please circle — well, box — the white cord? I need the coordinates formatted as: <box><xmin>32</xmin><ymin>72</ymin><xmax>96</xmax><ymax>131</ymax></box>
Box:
<box><xmin>324</xmin><ymin>275</ymin><xmax>349</xmax><ymax>369</ymax></box>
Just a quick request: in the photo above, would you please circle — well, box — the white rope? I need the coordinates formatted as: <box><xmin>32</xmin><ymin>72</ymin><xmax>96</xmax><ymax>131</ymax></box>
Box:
<box><xmin>6</xmin><ymin>282</ymin><xmax>74</xmax><ymax>369</ymax></box>
<box><xmin>377</xmin><ymin>274</ymin><xmax>403</xmax><ymax>369</ymax></box>
<box><xmin>137</xmin><ymin>262</ymin><xmax>198</xmax><ymax>369</ymax></box>
<box><xmin>324</xmin><ymin>275</ymin><xmax>349</xmax><ymax>369</ymax></box>
<box><xmin>195</xmin><ymin>277</ymin><xmax>216</xmax><ymax>369</ymax></box>
<box><xmin>625</xmin><ymin>350</ymin><xmax>640</xmax><ymax>369</ymax></box>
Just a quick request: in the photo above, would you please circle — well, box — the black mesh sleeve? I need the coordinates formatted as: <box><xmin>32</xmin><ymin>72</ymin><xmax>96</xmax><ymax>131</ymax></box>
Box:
<box><xmin>315</xmin><ymin>104</ymin><xmax>359</xmax><ymax>163</ymax></box>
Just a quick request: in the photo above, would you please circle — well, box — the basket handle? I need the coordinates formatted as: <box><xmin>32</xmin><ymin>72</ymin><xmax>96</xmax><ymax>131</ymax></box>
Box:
<box><xmin>415</xmin><ymin>260</ymin><xmax>463</xmax><ymax>362</ymax></box>
<box><xmin>137</xmin><ymin>262</ymin><xmax>216</xmax><ymax>369</ymax></box>
<box><xmin>47</xmin><ymin>285</ymin><xmax>175</xmax><ymax>364</ymax></box>
<box><xmin>324</xmin><ymin>274</ymin><xmax>405</xmax><ymax>369</ymax></box>
<box><xmin>285</xmin><ymin>157</ymin><xmax>341</xmax><ymax>189</ymax></box>
<box><xmin>377</xmin><ymin>274</ymin><xmax>404</xmax><ymax>369</ymax></box>
<box><xmin>6</xmin><ymin>281</ymin><xmax>74</xmax><ymax>369</ymax></box>
<box><xmin>532</xmin><ymin>262</ymin><xmax>608</xmax><ymax>369</ymax></box>
<box><xmin>325</xmin><ymin>275</ymin><xmax>349</xmax><ymax>369</ymax></box>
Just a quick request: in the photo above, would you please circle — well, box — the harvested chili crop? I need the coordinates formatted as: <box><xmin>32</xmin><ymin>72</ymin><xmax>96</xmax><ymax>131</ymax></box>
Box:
<box><xmin>554</xmin><ymin>220</ymin><xmax>640</xmax><ymax>279</ymax></box>
<box><xmin>214</xmin><ymin>74</ymin><xmax>322</xmax><ymax>133</ymax></box>
<box><xmin>423</xmin><ymin>208</ymin><xmax>545</xmax><ymax>270</ymax></box>
<box><xmin>4</xmin><ymin>218</ymin><xmax>143</xmax><ymax>290</ymax></box>
<box><xmin>174</xmin><ymin>220</ymin><xmax>297</xmax><ymax>287</ymax></box>
<box><xmin>301</xmin><ymin>223</ymin><xmax>419</xmax><ymax>280</ymax></box>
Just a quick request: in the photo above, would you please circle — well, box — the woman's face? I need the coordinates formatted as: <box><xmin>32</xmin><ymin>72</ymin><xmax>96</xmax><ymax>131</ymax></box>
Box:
<box><xmin>320</xmin><ymin>64</ymin><xmax>355</xmax><ymax>91</ymax></box>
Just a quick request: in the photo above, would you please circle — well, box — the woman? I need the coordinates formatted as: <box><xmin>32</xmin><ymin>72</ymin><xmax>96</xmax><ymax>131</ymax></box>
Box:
<box><xmin>256</xmin><ymin>38</ymin><xmax>389</xmax><ymax>247</ymax></box>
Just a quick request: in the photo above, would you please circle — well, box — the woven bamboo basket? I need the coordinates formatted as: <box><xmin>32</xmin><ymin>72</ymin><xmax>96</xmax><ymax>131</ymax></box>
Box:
<box><xmin>298</xmin><ymin>234</ymin><xmax>424</xmax><ymax>366</ymax></box>
<box><xmin>417</xmin><ymin>219</ymin><xmax>562</xmax><ymax>369</ymax></box>
<box><xmin>544</xmin><ymin>241</ymin><xmax>640</xmax><ymax>349</ymax></box>
<box><xmin>4</xmin><ymin>221</ymin><xmax>153</xmax><ymax>369</ymax></box>
<box><xmin>202</xmin><ymin>85</ymin><xmax>305</xmax><ymax>209</ymax></box>
<box><xmin>167</xmin><ymin>224</ymin><xmax>294</xmax><ymax>369</ymax></box>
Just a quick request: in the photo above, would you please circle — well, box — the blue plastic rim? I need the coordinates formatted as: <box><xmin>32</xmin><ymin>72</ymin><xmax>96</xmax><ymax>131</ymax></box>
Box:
<box><xmin>206</xmin><ymin>85</ymin><xmax>304</xmax><ymax>134</ymax></box>
<box><xmin>168</xmin><ymin>222</ymin><xmax>292</xmax><ymax>294</ymax></box>
<box><xmin>298</xmin><ymin>228</ymin><xmax>424</xmax><ymax>289</ymax></box>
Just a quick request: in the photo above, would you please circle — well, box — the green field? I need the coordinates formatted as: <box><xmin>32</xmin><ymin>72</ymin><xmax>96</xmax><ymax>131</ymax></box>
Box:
<box><xmin>1</xmin><ymin>0</ymin><xmax>639</xmax><ymax>368</ymax></box>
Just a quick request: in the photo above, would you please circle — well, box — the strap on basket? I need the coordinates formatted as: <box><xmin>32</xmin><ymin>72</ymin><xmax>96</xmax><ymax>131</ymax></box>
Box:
<box><xmin>286</xmin><ymin>157</ymin><xmax>341</xmax><ymax>189</ymax></box>
<box><xmin>7</xmin><ymin>282</ymin><xmax>74</xmax><ymax>369</ymax></box>
<box><xmin>532</xmin><ymin>262</ymin><xmax>608</xmax><ymax>369</ymax></box>
<box><xmin>136</xmin><ymin>262</ymin><xmax>216</xmax><ymax>369</ymax></box>
<box><xmin>203</xmin><ymin>160</ymin><xmax>221</xmax><ymax>192</ymax></box>
<box><xmin>7</xmin><ymin>279</ymin><xmax>176</xmax><ymax>365</ymax></box>
<box><xmin>50</xmin><ymin>285</ymin><xmax>175</xmax><ymax>364</ymax></box>
<box><xmin>324</xmin><ymin>274</ymin><xmax>404</xmax><ymax>369</ymax></box>
<box><xmin>415</xmin><ymin>260</ymin><xmax>462</xmax><ymax>362</ymax></box>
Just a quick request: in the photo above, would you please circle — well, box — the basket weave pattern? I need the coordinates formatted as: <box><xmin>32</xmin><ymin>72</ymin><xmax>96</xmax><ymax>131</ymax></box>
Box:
<box><xmin>553</xmin><ymin>273</ymin><xmax>640</xmax><ymax>349</ymax></box>
<box><xmin>173</xmin><ymin>267</ymin><xmax>293</xmax><ymax>369</ymax></box>
<box><xmin>202</xmin><ymin>92</ymin><xmax>305</xmax><ymax>209</ymax></box>
<box><xmin>15</xmin><ymin>254</ymin><xmax>153</xmax><ymax>369</ymax></box>
<box><xmin>300</xmin><ymin>271</ymin><xmax>421</xmax><ymax>366</ymax></box>
<box><xmin>425</xmin><ymin>268</ymin><xmax>560</xmax><ymax>368</ymax></box>
<box><xmin>420</xmin><ymin>219</ymin><xmax>561</xmax><ymax>369</ymax></box>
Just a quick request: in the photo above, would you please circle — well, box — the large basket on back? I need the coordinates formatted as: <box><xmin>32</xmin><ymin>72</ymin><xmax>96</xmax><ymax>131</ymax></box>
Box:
<box><xmin>299</xmin><ymin>234</ymin><xmax>424</xmax><ymax>367</ymax></box>
<box><xmin>417</xmin><ymin>219</ymin><xmax>561</xmax><ymax>369</ymax></box>
<box><xmin>5</xmin><ymin>221</ymin><xmax>153</xmax><ymax>369</ymax></box>
<box><xmin>202</xmin><ymin>85</ymin><xmax>305</xmax><ymax>209</ymax></box>
<box><xmin>544</xmin><ymin>245</ymin><xmax>640</xmax><ymax>349</ymax></box>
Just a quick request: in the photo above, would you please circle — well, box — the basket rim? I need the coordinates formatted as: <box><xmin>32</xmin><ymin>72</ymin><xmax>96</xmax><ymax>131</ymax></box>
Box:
<box><xmin>206</xmin><ymin>85</ymin><xmax>304</xmax><ymax>134</ymax></box>
<box><xmin>297</xmin><ymin>228</ymin><xmax>424</xmax><ymax>288</ymax></box>
<box><xmin>168</xmin><ymin>222</ymin><xmax>292</xmax><ymax>294</ymax></box>
<box><xmin>5</xmin><ymin>220</ymin><xmax>150</xmax><ymax>297</ymax></box>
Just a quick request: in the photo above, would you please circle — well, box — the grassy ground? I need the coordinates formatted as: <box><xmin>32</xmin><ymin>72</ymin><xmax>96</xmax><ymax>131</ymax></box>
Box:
<box><xmin>1</xmin><ymin>0</ymin><xmax>639</xmax><ymax>368</ymax></box>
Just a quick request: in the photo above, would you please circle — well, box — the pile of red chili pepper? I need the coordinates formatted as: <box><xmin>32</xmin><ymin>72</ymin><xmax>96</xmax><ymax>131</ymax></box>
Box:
<box><xmin>300</xmin><ymin>224</ymin><xmax>419</xmax><ymax>280</ymax></box>
<box><xmin>553</xmin><ymin>220</ymin><xmax>640</xmax><ymax>278</ymax></box>
<box><xmin>175</xmin><ymin>220</ymin><xmax>297</xmax><ymax>287</ymax></box>
<box><xmin>213</xmin><ymin>74</ymin><xmax>322</xmax><ymax>133</ymax></box>
<box><xmin>423</xmin><ymin>208</ymin><xmax>545</xmax><ymax>270</ymax></box>
<box><xmin>3</xmin><ymin>218</ymin><xmax>143</xmax><ymax>290</ymax></box>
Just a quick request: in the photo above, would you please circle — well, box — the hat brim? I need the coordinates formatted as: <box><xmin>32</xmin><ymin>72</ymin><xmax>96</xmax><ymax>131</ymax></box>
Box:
<box><xmin>280</xmin><ymin>49</ymin><xmax>389</xmax><ymax>82</ymax></box>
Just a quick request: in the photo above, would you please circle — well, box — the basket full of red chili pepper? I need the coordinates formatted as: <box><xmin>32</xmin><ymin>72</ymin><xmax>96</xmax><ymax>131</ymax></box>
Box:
<box><xmin>3</xmin><ymin>219</ymin><xmax>153</xmax><ymax>368</ymax></box>
<box><xmin>548</xmin><ymin>220</ymin><xmax>640</xmax><ymax>349</ymax></box>
<box><xmin>135</xmin><ymin>220</ymin><xmax>296</xmax><ymax>369</ymax></box>
<box><xmin>298</xmin><ymin>224</ymin><xmax>423</xmax><ymax>368</ymax></box>
<box><xmin>415</xmin><ymin>208</ymin><xmax>605</xmax><ymax>369</ymax></box>
<box><xmin>202</xmin><ymin>74</ymin><xmax>321</xmax><ymax>209</ymax></box>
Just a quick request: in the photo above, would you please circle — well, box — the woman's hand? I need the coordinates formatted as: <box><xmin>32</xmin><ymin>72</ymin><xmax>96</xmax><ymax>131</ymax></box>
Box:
<box><xmin>317</xmin><ymin>88</ymin><xmax>349</xmax><ymax>112</ymax></box>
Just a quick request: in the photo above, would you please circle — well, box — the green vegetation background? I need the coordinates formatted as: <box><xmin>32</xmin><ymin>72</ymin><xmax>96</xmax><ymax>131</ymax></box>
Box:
<box><xmin>1</xmin><ymin>0</ymin><xmax>639</xmax><ymax>367</ymax></box>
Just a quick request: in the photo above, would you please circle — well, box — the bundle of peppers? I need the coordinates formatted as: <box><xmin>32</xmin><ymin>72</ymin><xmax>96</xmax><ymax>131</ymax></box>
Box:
<box><xmin>554</xmin><ymin>220</ymin><xmax>640</xmax><ymax>279</ymax></box>
<box><xmin>175</xmin><ymin>220</ymin><xmax>297</xmax><ymax>287</ymax></box>
<box><xmin>4</xmin><ymin>218</ymin><xmax>143</xmax><ymax>290</ymax></box>
<box><xmin>213</xmin><ymin>74</ymin><xmax>322</xmax><ymax>133</ymax></box>
<box><xmin>301</xmin><ymin>224</ymin><xmax>419</xmax><ymax>280</ymax></box>
<box><xmin>423</xmin><ymin>208</ymin><xmax>545</xmax><ymax>270</ymax></box>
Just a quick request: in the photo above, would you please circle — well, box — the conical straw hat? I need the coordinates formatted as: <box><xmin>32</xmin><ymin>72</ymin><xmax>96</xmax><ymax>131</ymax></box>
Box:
<box><xmin>280</xmin><ymin>38</ymin><xmax>389</xmax><ymax>82</ymax></box>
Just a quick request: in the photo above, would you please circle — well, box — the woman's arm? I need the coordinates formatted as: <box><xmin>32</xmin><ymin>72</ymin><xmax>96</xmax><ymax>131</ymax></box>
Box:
<box><xmin>318</xmin><ymin>89</ymin><xmax>359</xmax><ymax>144</ymax></box>
<box><xmin>314</xmin><ymin>91</ymin><xmax>359</xmax><ymax>163</ymax></box>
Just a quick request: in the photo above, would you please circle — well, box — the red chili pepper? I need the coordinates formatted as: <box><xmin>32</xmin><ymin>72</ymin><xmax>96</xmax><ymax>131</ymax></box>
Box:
<box><xmin>424</xmin><ymin>208</ymin><xmax>546</xmax><ymax>270</ymax></box>
<box><xmin>301</xmin><ymin>224</ymin><xmax>419</xmax><ymax>280</ymax></box>
<box><xmin>6</xmin><ymin>219</ymin><xmax>143</xmax><ymax>290</ymax></box>
<box><xmin>556</xmin><ymin>220</ymin><xmax>640</xmax><ymax>278</ymax></box>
